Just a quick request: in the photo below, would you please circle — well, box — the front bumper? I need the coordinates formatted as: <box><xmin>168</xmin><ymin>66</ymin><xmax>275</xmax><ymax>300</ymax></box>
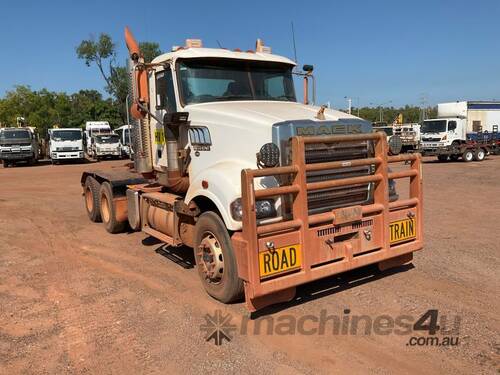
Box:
<box><xmin>232</xmin><ymin>133</ymin><xmax>423</xmax><ymax>312</ymax></box>
<box><xmin>52</xmin><ymin>151</ymin><xmax>84</xmax><ymax>160</ymax></box>
<box><xmin>0</xmin><ymin>151</ymin><xmax>32</xmax><ymax>160</ymax></box>
<box><xmin>95</xmin><ymin>150</ymin><xmax>120</xmax><ymax>156</ymax></box>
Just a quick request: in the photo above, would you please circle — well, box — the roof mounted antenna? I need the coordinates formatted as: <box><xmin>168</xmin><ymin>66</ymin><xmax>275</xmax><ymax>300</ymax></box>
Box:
<box><xmin>291</xmin><ymin>21</ymin><xmax>298</xmax><ymax>63</ymax></box>
<box><xmin>216</xmin><ymin>40</ymin><xmax>223</xmax><ymax>48</ymax></box>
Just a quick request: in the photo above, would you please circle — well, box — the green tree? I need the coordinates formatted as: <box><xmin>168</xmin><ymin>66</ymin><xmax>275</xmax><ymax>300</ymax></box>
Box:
<box><xmin>139</xmin><ymin>42</ymin><xmax>162</xmax><ymax>63</ymax></box>
<box><xmin>76</xmin><ymin>34</ymin><xmax>162</xmax><ymax>122</ymax></box>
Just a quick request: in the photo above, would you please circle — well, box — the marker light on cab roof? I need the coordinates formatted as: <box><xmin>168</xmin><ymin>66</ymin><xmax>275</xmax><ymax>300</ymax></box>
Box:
<box><xmin>255</xmin><ymin>38</ymin><xmax>271</xmax><ymax>54</ymax></box>
<box><xmin>185</xmin><ymin>39</ymin><xmax>203</xmax><ymax>48</ymax></box>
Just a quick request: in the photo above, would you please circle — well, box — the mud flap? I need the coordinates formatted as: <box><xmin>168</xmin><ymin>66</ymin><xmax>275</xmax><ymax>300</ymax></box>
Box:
<box><xmin>378</xmin><ymin>253</ymin><xmax>413</xmax><ymax>272</ymax></box>
<box><xmin>245</xmin><ymin>286</ymin><xmax>296</xmax><ymax>312</ymax></box>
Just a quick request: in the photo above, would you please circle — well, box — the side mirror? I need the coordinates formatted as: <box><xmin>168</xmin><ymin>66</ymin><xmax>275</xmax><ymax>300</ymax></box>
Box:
<box><xmin>303</xmin><ymin>64</ymin><xmax>314</xmax><ymax>73</ymax></box>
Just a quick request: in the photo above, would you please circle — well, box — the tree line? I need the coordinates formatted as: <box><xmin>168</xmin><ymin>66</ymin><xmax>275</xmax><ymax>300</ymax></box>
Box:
<box><xmin>0</xmin><ymin>32</ymin><xmax>437</xmax><ymax>134</ymax></box>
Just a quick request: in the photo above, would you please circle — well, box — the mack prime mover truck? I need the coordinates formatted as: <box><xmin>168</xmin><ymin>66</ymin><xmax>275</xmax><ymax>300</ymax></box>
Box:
<box><xmin>421</xmin><ymin>101</ymin><xmax>500</xmax><ymax>161</ymax></box>
<box><xmin>81</xmin><ymin>28</ymin><xmax>423</xmax><ymax>312</ymax></box>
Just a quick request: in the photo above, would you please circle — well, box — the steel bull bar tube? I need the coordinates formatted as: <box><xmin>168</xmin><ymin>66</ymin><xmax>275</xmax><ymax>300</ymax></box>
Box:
<box><xmin>232</xmin><ymin>132</ymin><xmax>423</xmax><ymax>312</ymax></box>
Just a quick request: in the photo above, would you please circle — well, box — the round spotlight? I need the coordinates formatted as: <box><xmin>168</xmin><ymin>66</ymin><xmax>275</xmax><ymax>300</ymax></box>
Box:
<box><xmin>257</xmin><ymin>143</ymin><xmax>280</xmax><ymax>168</ymax></box>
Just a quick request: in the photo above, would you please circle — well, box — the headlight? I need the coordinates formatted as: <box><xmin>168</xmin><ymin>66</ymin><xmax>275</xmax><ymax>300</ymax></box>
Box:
<box><xmin>230</xmin><ymin>198</ymin><xmax>277</xmax><ymax>221</ymax></box>
<box><xmin>257</xmin><ymin>143</ymin><xmax>280</xmax><ymax>168</ymax></box>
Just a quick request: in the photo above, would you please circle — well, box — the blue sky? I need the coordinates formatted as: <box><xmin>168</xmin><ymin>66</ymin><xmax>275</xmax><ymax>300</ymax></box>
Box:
<box><xmin>1</xmin><ymin>0</ymin><xmax>499</xmax><ymax>108</ymax></box>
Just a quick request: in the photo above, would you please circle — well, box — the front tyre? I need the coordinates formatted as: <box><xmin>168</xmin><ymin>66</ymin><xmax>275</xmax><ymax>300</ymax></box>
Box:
<box><xmin>194</xmin><ymin>212</ymin><xmax>244</xmax><ymax>303</ymax></box>
<box><xmin>437</xmin><ymin>155</ymin><xmax>448</xmax><ymax>162</ymax></box>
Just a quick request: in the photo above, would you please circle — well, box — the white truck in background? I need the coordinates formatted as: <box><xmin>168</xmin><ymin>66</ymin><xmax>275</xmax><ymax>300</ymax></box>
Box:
<box><xmin>393</xmin><ymin>123</ymin><xmax>420</xmax><ymax>152</ymax></box>
<box><xmin>421</xmin><ymin>101</ymin><xmax>500</xmax><ymax>161</ymax></box>
<box><xmin>84</xmin><ymin>121</ymin><xmax>112</xmax><ymax>156</ymax></box>
<box><xmin>115</xmin><ymin>124</ymin><xmax>133</xmax><ymax>158</ymax></box>
<box><xmin>0</xmin><ymin>127</ymin><xmax>40</xmax><ymax>167</ymax></box>
<box><xmin>48</xmin><ymin>128</ymin><xmax>84</xmax><ymax>164</ymax></box>
<box><xmin>89</xmin><ymin>133</ymin><xmax>122</xmax><ymax>161</ymax></box>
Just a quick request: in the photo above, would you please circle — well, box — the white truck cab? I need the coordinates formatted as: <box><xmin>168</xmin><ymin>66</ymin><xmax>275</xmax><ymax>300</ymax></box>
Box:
<box><xmin>421</xmin><ymin>117</ymin><xmax>464</xmax><ymax>150</ymax></box>
<box><xmin>90</xmin><ymin>133</ymin><xmax>121</xmax><ymax>160</ymax></box>
<box><xmin>48</xmin><ymin>128</ymin><xmax>84</xmax><ymax>163</ymax></box>
<box><xmin>84</xmin><ymin>121</ymin><xmax>111</xmax><ymax>155</ymax></box>
<box><xmin>0</xmin><ymin>127</ymin><xmax>39</xmax><ymax>167</ymax></box>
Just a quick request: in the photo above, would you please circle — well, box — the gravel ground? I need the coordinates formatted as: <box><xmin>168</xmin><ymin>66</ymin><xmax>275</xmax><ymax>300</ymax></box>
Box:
<box><xmin>0</xmin><ymin>156</ymin><xmax>498</xmax><ymax>374</ymax></box>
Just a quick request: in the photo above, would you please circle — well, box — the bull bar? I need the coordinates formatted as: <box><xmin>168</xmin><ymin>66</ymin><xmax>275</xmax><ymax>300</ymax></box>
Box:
<box><xmin>231</xmin><ymin>132</ymin><xmax>423</xmax><ymax>312</ymax></box>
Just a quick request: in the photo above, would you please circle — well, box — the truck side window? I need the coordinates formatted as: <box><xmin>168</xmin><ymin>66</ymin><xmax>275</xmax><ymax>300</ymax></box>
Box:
<box><xmin>155</xmin><ymin>68</ymin><xmax>177</xmax><ymax>113</ymax></box>
<box><xmin>448</xmin><ymin>121</ymin><xmax>457</xmax><ymax>131</ymax></box>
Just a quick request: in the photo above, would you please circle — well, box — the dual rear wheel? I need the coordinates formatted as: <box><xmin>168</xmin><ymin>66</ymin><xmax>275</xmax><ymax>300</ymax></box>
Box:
<box><xmin>84</xmin><ymin>176</ymin><xmax>125</xmax><ymax>233</ymax></box>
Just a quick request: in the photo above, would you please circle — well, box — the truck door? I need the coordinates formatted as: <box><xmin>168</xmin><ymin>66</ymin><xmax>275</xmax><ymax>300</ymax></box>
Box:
<box><xmin>448</xmin><ymin>120</ymin><xmax>458</xmax><ymax>142</ymax></box>
<box><xmin>153</xmin><ymin>66</ymin><xmax>177</xmax><ymax>168</ymax></box>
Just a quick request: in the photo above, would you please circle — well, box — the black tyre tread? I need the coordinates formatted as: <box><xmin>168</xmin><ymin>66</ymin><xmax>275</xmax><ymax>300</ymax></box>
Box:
<box><xmin>85</xmin><ymin>176</ymin><xmax>101</xmax><ymax>222</ymax></box>
<box><xmin>194</xmin><ymin>212</ymin><xmax>244</xmax><ymax>303</ymax></box>
<box><xmin>462</xmin><ymin>150</ymin><xmax>473</xmax><ymax>162</ymax></box>
<box><xmin>473</xmin><ymin>148</ymin><xmax>485</xmax><ymax>161</ymax></box>
<box><xmin>99</xmin><ymin>182</ymin><xmax>126</xmax><ymax>234</ymax></box>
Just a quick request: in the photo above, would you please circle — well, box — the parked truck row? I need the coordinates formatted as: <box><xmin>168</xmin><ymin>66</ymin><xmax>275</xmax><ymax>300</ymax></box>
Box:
<box><xmin>1</xmin><ymin>122</ymin><xmax>133</xmax><ymax>167</ymax></box>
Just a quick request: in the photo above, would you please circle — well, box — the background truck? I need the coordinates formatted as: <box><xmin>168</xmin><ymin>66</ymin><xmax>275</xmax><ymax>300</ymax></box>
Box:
<box><xmin>48</xmin><ymin>128</ymin><xmax>84</xmax><ymax>164</ymax></box>
<box><xmin>421</xmin><ymin>101</ymin><xmax>500</xmax><ymax>161</ymax></box>
<box><xmin>89</xmin><ymin>133</ymin><xmax>121</xmax><ymax>161</ymax></box>
<box><xmin>0</xmin><ymin>127</ymin><xmax>39</xmax><ymax>167</ymax></box>
<box><xmin>372</xmin><ymin>125</ymin><xmax>403</xmax><ymax>155</ymax></box>
<box><xmin>115</xmin><ymin>124</ymin><xmax>133</xmax><ymax>158</ymax></box>
<box><xmin>393</xmin><ymin>123</ymin><xmax>420</xmax><ymax>152</ymax></box>
<box><xmin>84</xmin><ymin>121</ymin><xmax>111</xmax><ymax>156</ymax></box>
<box><xmin>80</xmin><ymin>28</ymin><xmax>423</xmax><ymax>312</ymax></box>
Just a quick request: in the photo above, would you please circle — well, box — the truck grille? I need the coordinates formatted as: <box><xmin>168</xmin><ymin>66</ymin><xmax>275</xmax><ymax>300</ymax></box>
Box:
<box><xmin>304</xmin><ymin>141</ymin><xmax>373</xmax><ymax>214</ymax></box>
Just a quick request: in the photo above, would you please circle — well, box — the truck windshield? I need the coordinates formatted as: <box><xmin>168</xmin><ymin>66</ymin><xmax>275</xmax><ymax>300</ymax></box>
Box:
<box><xmin>51</xmin><ymin>130</ymin><xmax>82</xmax><ymax>141</ymax></box>
<box><xmin>422</xmin><ymin>120</ymin><xmax>447</xmax><ymax>133</ymax></box>
<box><xmin>177</xmin><ymin>58</ymin><xmax>296</xmax><ymax>105</ymax></box>
<box><xmin>0</xmin><ymin>130</ymin><xmax>31</xmax><ymax>139</ymax></box>
<box><xmin>95</xmin><ymin>135</ymin><xmax>119</xmax><ymax>144</ymax></box>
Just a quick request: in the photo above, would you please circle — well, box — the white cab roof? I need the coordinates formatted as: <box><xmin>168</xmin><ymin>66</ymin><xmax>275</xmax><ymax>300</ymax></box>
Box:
<box><xmin>152</xmin><ymin>47</ymin><xmax>296</xmax><ymax>66</ymax></box>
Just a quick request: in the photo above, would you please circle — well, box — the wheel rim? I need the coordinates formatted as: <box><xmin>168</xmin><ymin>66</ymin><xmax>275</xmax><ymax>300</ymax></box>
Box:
<box><xmin>101</xmin><ymin>193</ymin><xmax>110</xmax><ymax>223</ymax></box>
<box><xmin>85</xmin><ymin>186</ymin><xmax>93</xmax><ymax>212</ymax></box>
<box><xmin>478</xmin><ymin>151</ymin><xmax>484</xmax><ymax>159</ymax></box>
<box><xmin>466</xmin><ymin>152</ymin><xmax>473</xmax><ymax>161</ymax></box>
<box><xmin>197</xmin><ymin>231</ymin><xmax>224</xmax><ymax>284</ymax></box>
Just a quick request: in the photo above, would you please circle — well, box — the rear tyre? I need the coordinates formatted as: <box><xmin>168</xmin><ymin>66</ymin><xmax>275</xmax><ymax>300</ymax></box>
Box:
<box><xmin>437</xmin><ymin>155</ymin><xmax>448</xmax><ymax>162</ymax></box>
<box><xmin>462</xmin><ymin>150</ymin><xmax>474</xmax><ymax>162</ymax></box>
<box><xmin>99</xmin><ymin>182</ymin><xmax>126</xmax><ymax>233</ymax></box>
<box><xmin>84</xmin><ymin>176</ymin><xmax>101</xmax><ymax>222</ymax></box>
<box><xmin>194</xmin><ymin>212</ymin><xmax>244</xmax><ymax>303</ymax></box>
<box><xmin>473</xmin><ymin>148</ymin><xmax>485</xmax><ymax>161</ymax></box>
